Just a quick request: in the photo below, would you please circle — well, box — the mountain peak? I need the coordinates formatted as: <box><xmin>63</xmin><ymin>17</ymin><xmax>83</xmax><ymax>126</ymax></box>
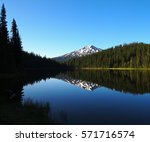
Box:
<box><xmin>53</xmin><ymin>45</ymin><xmax>102</xmax><ymax>62</ymax></box>
<box><xmin>83</xmin><ymin>45</ymin><xmax>97</xmax><ymax>49</ymax></box>
<box><xmin>78</xmin><ymin>45</ymin><xmax>101</xmax><ymax>55</ymax></box>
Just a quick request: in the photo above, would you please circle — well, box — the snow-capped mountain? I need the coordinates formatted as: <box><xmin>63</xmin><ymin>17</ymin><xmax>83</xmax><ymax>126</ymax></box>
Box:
<box><xmin>53</xmin><ymin>45</ymin><xmax>102</xmax><ymax>62</ymax></box>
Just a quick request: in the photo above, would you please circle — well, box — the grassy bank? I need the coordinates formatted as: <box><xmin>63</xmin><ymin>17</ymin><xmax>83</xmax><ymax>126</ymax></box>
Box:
<box><xmin>0</xmin><ymin>99</ymin><xmax>57</xmax><ymax>125</ymax></box>
<box><xmin>82</xmin><ymin>68</ymin><xmax>150</xmax><ymax>71</ymax></box>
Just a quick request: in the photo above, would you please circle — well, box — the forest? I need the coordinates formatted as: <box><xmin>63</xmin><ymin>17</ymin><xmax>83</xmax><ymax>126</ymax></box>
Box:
<box><xmin>0</xmin><ymin>4</ymin><xmax>68</xmax><ymax>74</ymax></box>
<box><xmin>67</xmin><ymin>43</ymin><xmax>150</xmax><ymax>68</ymax></box>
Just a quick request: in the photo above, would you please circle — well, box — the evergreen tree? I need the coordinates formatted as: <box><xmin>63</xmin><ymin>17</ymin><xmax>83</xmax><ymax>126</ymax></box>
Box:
<box><xmin>0</xmin><ymin>4</ymin><xmax>15</xmax><ymax>72</ymax></box>
<box><xmin>11</xmin><ymin>19</ymin><xmax>23</xmax><ymax>70</ymax></box>
<box><xmin>0</xmin><ymin>4</ymin><xmax>9</xmax><ymax>46</ymax></box>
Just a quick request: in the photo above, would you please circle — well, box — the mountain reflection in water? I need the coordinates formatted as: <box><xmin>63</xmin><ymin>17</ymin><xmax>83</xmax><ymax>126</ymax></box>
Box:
<box><xmin>56</xmin><ymin>74</ymin><xmax>100</xmax><ymax>91</ymax></box>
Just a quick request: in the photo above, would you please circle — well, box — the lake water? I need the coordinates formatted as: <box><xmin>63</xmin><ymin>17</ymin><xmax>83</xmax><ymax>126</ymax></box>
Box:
<box><xmin>20</xmin><ymin>70</ymin><xmax>150</xmax><ymax>125</ymax></box>
<box><xmin>0</xmin><ymin>71</ymin><xmax>150</xmax><ymax>125</ymax></box>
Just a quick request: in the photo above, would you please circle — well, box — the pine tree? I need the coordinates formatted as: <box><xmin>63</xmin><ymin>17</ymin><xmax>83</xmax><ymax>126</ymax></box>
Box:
<box><xmin>0</xmin><ymin>4</ymin><xmax>9</xmax><ymax>46</ymax></box>
<box><xmin>11</xmin><ymin>18</ymin><xmax>23</xmax><ymax>70</ymax></box>
<box><xmin>0</xmin><ymin>4</ymin><xmax>13</xmax><ymax>72</ymax></box>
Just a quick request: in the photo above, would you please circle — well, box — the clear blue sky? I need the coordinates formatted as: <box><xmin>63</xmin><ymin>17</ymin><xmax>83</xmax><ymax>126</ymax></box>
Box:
<box><xmin>1</xmin><ymin>0</ymin><xmax>150</xmax><ymax>58</ymax></box>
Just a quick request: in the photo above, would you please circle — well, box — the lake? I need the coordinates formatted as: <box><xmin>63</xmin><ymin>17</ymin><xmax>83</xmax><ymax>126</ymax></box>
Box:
<box><xmin>0</xmin><ymin>70</ymin><xmax>150</xmax><ymax>124</ymax></box>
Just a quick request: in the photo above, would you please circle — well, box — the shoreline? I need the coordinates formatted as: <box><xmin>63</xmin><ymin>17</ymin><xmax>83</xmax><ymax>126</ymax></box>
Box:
<box><xmin>0</xmin><ymin>67</ymin><xmax>150</xmax><ymax>78</ymax></box>
<box><xmin>82</xmin><ymin>68</ymin><xmax>150</xmax><ymax>71</ymax></box>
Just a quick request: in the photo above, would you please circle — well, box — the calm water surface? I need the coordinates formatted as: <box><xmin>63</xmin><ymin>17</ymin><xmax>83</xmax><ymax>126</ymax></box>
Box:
<box><xmin>22</xmin><ymin>70</ymin><xmax>150</xmax><ymax>124</ymax></box>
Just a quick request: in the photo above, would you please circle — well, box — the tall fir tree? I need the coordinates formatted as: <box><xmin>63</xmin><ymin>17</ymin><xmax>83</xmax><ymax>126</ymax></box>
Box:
<box><xmin>11</xmin><ymin>18</ymin><xmax>23</xmax><ymax>70</ymax></box>
<box><xmin>0</xmin><ymin>4</ymin><xmax>15</xmax><ymax>72</ymax></box>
